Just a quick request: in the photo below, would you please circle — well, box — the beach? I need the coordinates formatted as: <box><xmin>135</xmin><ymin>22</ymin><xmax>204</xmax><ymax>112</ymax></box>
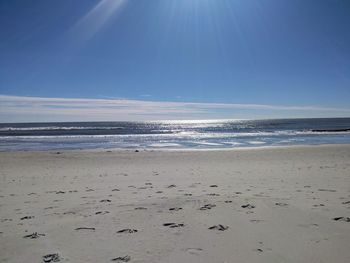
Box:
<box><xmin>0</xmin><ymin>145</ymin><xmax>349</xmax><ymax>263</ymax></box>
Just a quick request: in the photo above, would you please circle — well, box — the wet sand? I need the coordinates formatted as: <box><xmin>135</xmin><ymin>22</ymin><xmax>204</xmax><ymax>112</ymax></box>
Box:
<box><xmin>0</xmin><ymin>145</ymin><xmax>349</xmax><ymax>263</ymax></box>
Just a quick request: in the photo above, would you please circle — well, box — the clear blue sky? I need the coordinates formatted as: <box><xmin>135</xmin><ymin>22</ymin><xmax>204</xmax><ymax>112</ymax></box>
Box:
<box><xmin>0</xmin><ymin>0</ymin><xmax>350</xmax><ymax>122</ymax></box>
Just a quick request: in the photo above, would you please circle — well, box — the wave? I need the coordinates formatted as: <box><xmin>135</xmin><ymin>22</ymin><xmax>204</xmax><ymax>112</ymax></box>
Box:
<box><xmin>0</xmin><ymin>126</ymin><xmax>126</xmax><ymax>131</ymax></box>
<box><xmin>1</xmin><ymin>119</ymin><xmax>349</xmax><ymax>151</ymax></box>
<box><xmin>1</xmin><ymin>129</ymin><xmax>350</xmax><ymax>140</ymax></box>
<box><xmin>311</xmin><ymin>128</ymin><xmax>350</xmax><ymax>132</ymax></box>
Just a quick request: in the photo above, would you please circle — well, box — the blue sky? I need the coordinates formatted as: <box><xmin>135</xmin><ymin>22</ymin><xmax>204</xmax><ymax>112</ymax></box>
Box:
<box><xmin>0</xmin><ymin>0</ymin><xmax>350</xmax><ymax>122</ymax></box>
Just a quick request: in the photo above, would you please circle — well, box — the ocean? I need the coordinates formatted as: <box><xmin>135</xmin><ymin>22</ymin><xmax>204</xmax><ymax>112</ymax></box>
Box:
<box><xmin>0</xmin><ymin>118</ymin><xmax>350</xmax><ymax>151</ymax></box>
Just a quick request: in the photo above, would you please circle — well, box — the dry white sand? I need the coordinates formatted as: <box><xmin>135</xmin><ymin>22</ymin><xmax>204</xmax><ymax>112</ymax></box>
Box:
<box><xmin>0</xmin><ymin>145</ymin><xmax>349</xmax><ymax>263</ymax></box>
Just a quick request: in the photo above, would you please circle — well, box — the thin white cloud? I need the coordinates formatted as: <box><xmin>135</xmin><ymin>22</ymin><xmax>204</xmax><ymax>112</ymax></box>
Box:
<box><xmin>0</xmin><ymin>95</ymin><xmax>349</xmax><ymax>123</ymax></box>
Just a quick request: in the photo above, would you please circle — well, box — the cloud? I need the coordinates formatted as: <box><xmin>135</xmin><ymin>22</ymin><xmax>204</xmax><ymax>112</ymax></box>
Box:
<box><xmin>0</xmin><ymin>95</ymin><xmax>349</xmax><ymax>123</ymax></box>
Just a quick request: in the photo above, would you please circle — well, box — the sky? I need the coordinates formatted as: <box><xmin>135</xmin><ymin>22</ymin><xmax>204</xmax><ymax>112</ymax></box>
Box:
<box><xmin>0</xmin><ymin>0</ymin><xmax>350</xmax><ymax>122</ymax></box>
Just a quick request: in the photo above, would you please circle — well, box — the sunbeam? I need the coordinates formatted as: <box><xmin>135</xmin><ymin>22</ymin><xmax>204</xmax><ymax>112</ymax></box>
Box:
<box><xmin>69</xmin><ymin>0</ymin><xmax>127</xmax><ymax>43</ymax></box>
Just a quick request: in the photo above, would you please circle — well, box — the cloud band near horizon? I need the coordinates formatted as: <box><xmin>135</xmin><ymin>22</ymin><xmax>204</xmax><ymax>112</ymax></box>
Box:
<box><xmin>0</xmin><ymin>95</ymin><xmax>349</xmax><ymax>123</ymax></box>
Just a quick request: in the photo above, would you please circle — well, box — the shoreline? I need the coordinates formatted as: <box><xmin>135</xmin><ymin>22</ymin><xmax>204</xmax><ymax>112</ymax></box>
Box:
<box><xmin>1</xmin><ymin>142</ymin><xmax>350</xmax><ymax>154</ymax></box>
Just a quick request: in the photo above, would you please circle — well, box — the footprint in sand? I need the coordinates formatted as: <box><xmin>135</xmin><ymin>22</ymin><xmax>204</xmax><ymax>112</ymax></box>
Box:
<box><xmin>298</xmin><ymin>223</ymin><xmax>319</xmax><ymax>228</ymax></box>
<box><xmin>185</xmin><ymin>248</ymin><xmax>203</xmax><ymax>255</ymax></box>
<box><xmin>250</xmin><ymin>219</ymin><xmax>265</xmax><ymax>223</ymax></box>
<box><xmin>275</xmin><ymin>202</ymin><xmax>289</xmax><ymax>207</ymax></box>
<box><xmin>169</xmin><ymin>207</ymin><xmax>182</xmax><ymax>211</ymax></box>
<box><xmin>318</xmin><ymin>189</ymin><xmax>336</xmax><ymax>192</ymax></box>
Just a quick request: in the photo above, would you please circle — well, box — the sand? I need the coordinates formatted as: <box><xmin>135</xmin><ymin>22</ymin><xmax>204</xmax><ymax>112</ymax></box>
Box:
<box><xmin>0</xmin><ymin>145</ymin><xmax>349</xmax><ymax>263</ymax></box>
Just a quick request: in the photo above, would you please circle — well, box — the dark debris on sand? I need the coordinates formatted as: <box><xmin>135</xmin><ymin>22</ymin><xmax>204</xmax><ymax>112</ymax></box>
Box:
<box><xmin>75</xmin><ymin>227</ymin><xmax>95</xmax><ymax>231</ymax></box>
<box><xmin>163</xmin><ymin>223</ymin><xmax>184</xmax><ymax>228</ymax></box>
<box><xmin>199</xmin><ymin>204</ymin><xmax>216</xmax><ymax>210</ymax></box>
<box><xmin>135</xmin><ymin>207</ymin><xmax>147</xmax><ymax>210</ymax></box>
<box><xmin>207</xmin><ymin>193</ymin><xmax>220</xmax><ymax>196</ymax></box>
<box><xmin>333</xmin><ymin>217</ymin><xmax>350</xmax><ymax>222</ymax></box>
<box><xmin>208</xmin><ymin>224</ymin><xmax>229</xmax><ymax>231</ymax></box>
<box><xmin>241</xmin><ymin>204</ymin><xmax>255</xmax><ymax>209</ymax></box>
<box><xmin>169</xmin><ymin>207</ymin><xmax>182</xmax><ymax>211</ymax></box>
<box><xmin>23</xmin><ymin>232</ymin><xmax>45</xmax><ymax>239</ymax></box>
<box><xmin>42</xmin><ymin>253</ymin><xmax>60</xmax><ymax>262</ymax></box>
<box><xmin>95</xmin><ymin>211</ymin><xmax>110</xmax><ymax>215</ymax></box>
<box><xmin>111</xmin><ymin>255</ymin><xmax>131</xmax><ymax>262</ymax></box>
<box><xmin>117</xmin><ymin>228</ymin><xmax>138</xmax><ymax>233</ymax></box>
<box><xmin>20</xmin><ymin>216</ymin><xmax>34</xmax><ymax>220</ymax></box>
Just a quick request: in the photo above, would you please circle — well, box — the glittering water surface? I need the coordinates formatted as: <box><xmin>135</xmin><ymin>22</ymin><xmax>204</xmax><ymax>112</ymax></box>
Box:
<box><xmin>1</xmin><ymin>118</ymin><xmax>350</xmax><ymax>151</ymax></box>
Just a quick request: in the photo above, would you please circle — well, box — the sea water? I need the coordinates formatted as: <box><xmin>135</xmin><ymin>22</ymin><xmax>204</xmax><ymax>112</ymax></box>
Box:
<box><xmin>1</xmin><ymin>118</ymin><xmax>350</xmax><ymax>151</ymax></box>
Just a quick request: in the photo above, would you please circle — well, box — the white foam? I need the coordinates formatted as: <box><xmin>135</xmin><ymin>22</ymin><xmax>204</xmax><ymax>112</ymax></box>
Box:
<box><xmin>149</xmin><ymin>143</ymin><xmax>181</xmax><ymax>147</ymax></box>
<box><xmin>248</xmin><ymin>141</ymin><xmax>266</xmax><ymax>145</ymax></box>
<box><xmin>223</xmin><ymin>142</ymin><xmax>244</xmax><ymax>146</ymax></box>
<box><xmin>193</xmin><ymin>142</ymin><xmax>223</xmax><ymax>146</ymax></box>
